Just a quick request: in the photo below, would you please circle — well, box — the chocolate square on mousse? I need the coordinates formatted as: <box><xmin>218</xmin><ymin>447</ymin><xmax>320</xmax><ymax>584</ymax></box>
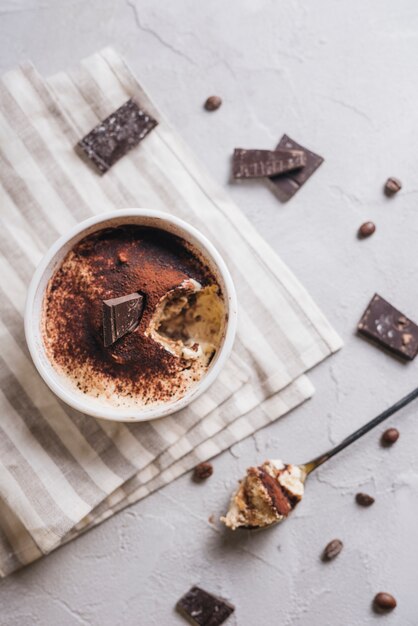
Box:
<box><xmin>77</xmin><ymin>99</ymin><xmax>158</xmax><ymax>174</ymax></box>
<box><xmin>102</xmin><ymin>292</ymin><xmax>144</xmax><ymax>347</ymax></box>
<box><xmin>357</xmin><ymin>293</ymin><xmax>418</xmax><ymax>360</ymax></box>
<box><xmin>176</xmin><ymin>586</ymin><xmax>235</xmax><ymax>626</ymax></box>
<box><xmin>268</xmin><ymin>135</ymin><xmax>324</xmax><ymax>201</ymax></box>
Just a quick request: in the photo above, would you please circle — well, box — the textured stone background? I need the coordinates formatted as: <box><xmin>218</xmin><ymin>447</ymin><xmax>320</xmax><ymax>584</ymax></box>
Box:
<box><xmin>1</xmin><ymin>1</ymin><xmax>418</xmax><ymax>624</ymax></box>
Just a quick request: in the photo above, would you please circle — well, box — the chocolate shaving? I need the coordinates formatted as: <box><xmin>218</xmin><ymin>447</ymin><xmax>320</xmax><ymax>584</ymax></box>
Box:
<box><xmin>77</xmin><ymin>99</ymin><xmax>157</xmax><ymax>174</ymax></box>
<box><xmin>176</xmin><ymin>586</ymin><xmax>235</xmax><ymax>626</ymax></box>
<box><xmin>233</xmin><ymin>148</ymin><xmax>306</xmax><ymax>179</ymax></box>
<box><xmin>102</xmin><ymin>292</ymin><xmax>144</xmax><ymax>347</ymax></box>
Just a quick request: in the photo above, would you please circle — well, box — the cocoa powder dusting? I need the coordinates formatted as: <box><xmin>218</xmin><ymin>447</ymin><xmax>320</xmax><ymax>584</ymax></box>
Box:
<box><xmin>43</xmin><ymin>225</ymin><xmax>217</xmax><ymax>405</ymax></box>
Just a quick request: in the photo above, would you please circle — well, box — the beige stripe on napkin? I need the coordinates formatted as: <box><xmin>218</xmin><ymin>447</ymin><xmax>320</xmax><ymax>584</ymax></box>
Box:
<box><xmin>0</xmin><ymin>48</ymin><xmax>342</xmax><ymax>576</ymax></box>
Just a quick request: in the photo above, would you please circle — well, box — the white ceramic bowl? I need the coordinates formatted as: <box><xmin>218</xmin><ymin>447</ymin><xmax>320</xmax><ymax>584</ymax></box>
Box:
<box><xmin>25</xmin><ymin>209</ymin><xmax>237</xmax><ymax>422</ymax></box>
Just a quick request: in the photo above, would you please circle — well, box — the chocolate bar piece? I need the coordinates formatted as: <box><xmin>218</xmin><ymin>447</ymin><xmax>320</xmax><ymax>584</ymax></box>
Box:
<box><xmin>268</xmin><ymin>135</ymin><xmax>324</xmax><ymax>201</ymax></box>
<box><xmin>357</xmin><ymin>294</ymin><xmax>418</xmax><ymax>360</ymax></box>
<box><xmin>233</xmin><ymin>148</ymin><xmax>306</xmax><ymax>179</ymax></box>
<box><xmin>102</xmin><ymin>292</ymin><xmax>144</xmax><ymax>347</ymax></box>
<box><xmin>78</xmin><ymin>99</ymin><xmax>157</xmax><ymax>174</ymax></box>
<box><xmin>176</xmin><ymin>586</ymin><xmax>235</xmax><ymax>626</ymax></box>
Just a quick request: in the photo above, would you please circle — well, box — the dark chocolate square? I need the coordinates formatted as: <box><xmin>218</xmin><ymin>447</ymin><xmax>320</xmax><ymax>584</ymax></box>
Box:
<box><xmin>176</xmin><ymin>586</ymin><xmax>235</xmax><ymax>626</ymax></box>
<box><xmin>102</xmin><ymin>292</ymin><xmax>144</xmax><ymax>347</ymax></box>
<box><xmin>77</xmin><ymin>99</ymin><xmax>157</xmax><ymax>174</ymax></box>
<box><xmin>268</xmin><ymin>135</ymin><xmax>324</xmax><ymax>201</ymax></box>
<box><xmin>357</xmin><ymin>293</ymin><xmax>418</xmax><ymax>361</ymax></box>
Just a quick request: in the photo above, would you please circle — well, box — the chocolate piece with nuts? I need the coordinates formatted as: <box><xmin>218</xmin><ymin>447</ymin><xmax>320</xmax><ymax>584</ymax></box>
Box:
<box><xmin>322</xmin><ymin>539</ymin><xmax>343</xmax><ymax>561</ymax></box>
<box><xmin>233</xmin><ymin>148</ymin><xmax>306</xmax><ymax>179</ymax></box>
<box><xmin>384</xmin><ymin>177</ymin><xmax>402</xmax><ymax>197</ymax></box>
<box><xmin>268</xmin><ymin>135</ymin><xmax>324</xmax><ymax>201</ymax></box>
<box><xmin>77</xmin><ymin>99</ymin><xmax>157</xmax><ymax>174</ymax></box>
<box><xmin>102</xmin><ymin>293</ymin><xmax>144</xmax><ymax>347</ymax></box>
<box><xmin>176</xmin><ymin>586</ymin><xmax>235</xmax><ymax>626</ymax></box>
<box><xmin>193</xmin><ymin>462</ymin><xmax>213</xmax><ymax>480</ymax></box>
<box><xmin>358</xmin><ymin>294</ymin><xmax>418</xmax><ymax>361</ymax></box>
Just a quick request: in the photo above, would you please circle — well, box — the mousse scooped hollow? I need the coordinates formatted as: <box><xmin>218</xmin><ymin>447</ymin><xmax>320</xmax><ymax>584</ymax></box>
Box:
<box><xmin>146</xmin><ymin>278</ymin><xmax>224</xmax><ymax>366</ymax></box>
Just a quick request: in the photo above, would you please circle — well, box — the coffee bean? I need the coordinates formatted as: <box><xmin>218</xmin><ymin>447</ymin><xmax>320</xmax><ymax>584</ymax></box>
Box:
<box><xmin>355</xmin><ymin>492</ymin><xmax>375</xmax><ymax>507</ymax></box>
<box><xmin>204</xmin><ymin>95</ymin><xmax>222</xmax><ymax>111</ymax></box>
<box><xmin>322</xmin><ymin>539</ymin><xmax>343</xmax><ymax>561</ymax></box>
<box><xmin>193</xmin><ymin>462</ymin><xmax>213</xmax><ymax>480</ymax></box>
<box><xmin>384</xmin><ymin>177</ymin><xmax>402</xmax><ymax>196</ymax></box>
<box><xmin>381</xmin><ymin>428</ymin><xmax>399</xmax><ymax>446</ymax></box>
<box><xmin>358</xmin><ymin>221</ymin><xmax>376</xmax><ymax>238</ymax></box>
<box><xmin>373</xmin><ymin>592</ymin><xmax>397</xmax><ymax>612</ymax></box>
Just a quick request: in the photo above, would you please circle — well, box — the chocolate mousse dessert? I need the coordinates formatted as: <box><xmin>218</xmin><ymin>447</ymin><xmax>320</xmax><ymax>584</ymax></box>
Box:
<box><xmin>42</xmin><ymin>224</ymin><xmax>226</xmax><ymax>409</ymax></box>
<box><xmin>221</xmin><ymin>460</ymin><xmax>305</xmax><ymax>530</ymax></box>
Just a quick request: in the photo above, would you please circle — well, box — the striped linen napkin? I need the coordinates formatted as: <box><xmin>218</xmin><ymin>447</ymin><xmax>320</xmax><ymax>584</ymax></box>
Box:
<box><xmin>0</xmin><ymin>47</ymin><xmax>342</xmax><ymax>576</ymax></box>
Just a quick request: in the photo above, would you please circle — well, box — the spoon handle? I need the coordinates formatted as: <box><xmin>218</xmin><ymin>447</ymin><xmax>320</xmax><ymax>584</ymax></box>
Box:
<box><xmin>301</xmin><ymin>386</ymin><xmax>418</xmax><ymax>475</ymax></box>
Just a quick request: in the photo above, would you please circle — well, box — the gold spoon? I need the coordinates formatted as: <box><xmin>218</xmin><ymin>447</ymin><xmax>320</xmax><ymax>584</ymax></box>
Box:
<box><xmin>235</xmin><ymin>387</ymin><xmax>418</xmax><ymax>530</ymax></box>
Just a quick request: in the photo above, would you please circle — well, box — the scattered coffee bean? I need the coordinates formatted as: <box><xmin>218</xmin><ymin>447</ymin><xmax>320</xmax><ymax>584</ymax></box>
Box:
<box><xmin>204</xmin><ymin>95</ymin><xmax>222</xmax><ymax>111</ymax></box>
<box><xmin>384</xmin><ymin>177</ymin><xmax>402</xmax><ymax>197</ymax></box>
<box><xmin>322</xmin><ymin>539</ymin><xmax>343</xmax><ymax>561</ymax></box>
<box><xmin>373</xmin><ymin>592</ymin><xmax>397</xmax><ymax>612</ymax></box>
<box><xmin>381</xmin><ymin>428</ymin><xmax>399</xmax><ymax>446</ymax></box>
<box><xmin>193</xmin><ymin>462</ymin><xmax>213</xmax><ymax>480</ymax></box>
<box><xmin>358</xmin><ymin>221</ymin><xmax>376</xmax><ymax>238</ymax></box>
<box><xmin>355</xmin><ymin>492</ymin><xmax>375</xmax><ymax>507</ymax></box>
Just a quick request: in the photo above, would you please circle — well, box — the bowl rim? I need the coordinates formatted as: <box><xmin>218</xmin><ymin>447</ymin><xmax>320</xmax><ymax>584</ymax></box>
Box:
<box><xmin>24</xmin><ymin>209</ymin><xmax>238</xmax><ymax>422</ymax></box>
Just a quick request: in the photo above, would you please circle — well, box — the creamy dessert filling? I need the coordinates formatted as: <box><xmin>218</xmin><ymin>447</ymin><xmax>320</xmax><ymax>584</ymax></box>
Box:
<box><xmin>42</xmin><ymin>225</ymin><xmax>227</xmax><ymax>409</ymax></box>
<box><xmin>148</xmin><ymin>279</ymin><xmax>224</xmax><ymax>366</ymax></box>
<box><xmin>221</xmin><ymin>460</ymin><xmax>305</xmax><ymax>530</ymax></box>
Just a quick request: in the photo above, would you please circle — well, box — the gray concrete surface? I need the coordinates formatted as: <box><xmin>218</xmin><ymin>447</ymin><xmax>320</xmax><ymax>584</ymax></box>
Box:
<box><xmin>1</xmin><ymin>1</ymin><xmax>418</xmax><ymax>624</ymax></box>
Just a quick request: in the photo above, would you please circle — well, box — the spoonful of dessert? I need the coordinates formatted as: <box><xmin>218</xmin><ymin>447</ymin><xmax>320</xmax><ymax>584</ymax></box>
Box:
<box><xmin>221</xmin><ymin>387</ymin><xmax>418</xmax><ymax>530</ymax></box>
